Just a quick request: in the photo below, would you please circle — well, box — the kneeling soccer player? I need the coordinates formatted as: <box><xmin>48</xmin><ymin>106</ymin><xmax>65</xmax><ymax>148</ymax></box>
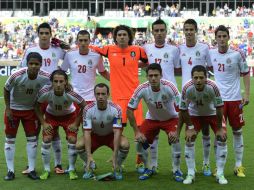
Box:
<box><xmin>179</xmin><ymin>65</ymin><xmax>228</xmax><ymax>185</ymax></box>
<box><xmin>35</xmin><ymin>70</ymin><xmax>86</xmax><ymax>180</ymax></box>
<box><xmin>80</xmin><ymin>83</ymin><xmax>129</xmax><ymax>180</ymax></box>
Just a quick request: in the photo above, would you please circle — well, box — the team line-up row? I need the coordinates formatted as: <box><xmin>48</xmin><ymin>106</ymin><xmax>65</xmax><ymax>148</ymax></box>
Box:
<box><xmin>3</xmin><ymin>19</ymin><xmax>250</xmax><ymax>185</ymax></box>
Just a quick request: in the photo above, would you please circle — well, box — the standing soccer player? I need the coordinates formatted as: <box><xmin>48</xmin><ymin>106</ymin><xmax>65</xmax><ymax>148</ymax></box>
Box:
<box><xmin>20</xmin><ymin>22</ymin><xmax>67</xmax><ymax>174</ymax></box>
<box><xmin>178</xmin><ymin>19</ymin><xmax>213</xmax><ymax>176</ymax></box>
<box><xmin>142</xmin><ymin>18</ymin><xmax>181</xmax><ymax>179</ymax></box>
<box><xmin>35</xmin><ymin>70</ymin><xmax>86</xmax><ymax>180</ymax></box>
<box><xmin>179</xmin><ymin>65</ymin><xmax>228</xmax><ymax>185</ymax></box>
<box><xmin>209</xmin><ymin>25</ymin><xmax>250</xmax><ymax>177</ymax></box>
<box><xmin>127</xmin><ymin>64</ymin><xmax>182</xmax><ymax>181</ymax></box>
<box><xmin>82</xmin><ymin>83</ymin><xmax>129</xmax><ymax>180</ymax></box>
<box><xmin>4</xmin><ymin>52</ymin><xmax>50</xmax><ymax>180</ymax></box>
<box><xmin>61</xmin><ymin>29</ymin><xmax>110</xmax><ymax>166</ymax></box>
<box><xmin>91</xmin><ymin>25</ymin><xmax>148</xmax><ymax>129</ymax></box>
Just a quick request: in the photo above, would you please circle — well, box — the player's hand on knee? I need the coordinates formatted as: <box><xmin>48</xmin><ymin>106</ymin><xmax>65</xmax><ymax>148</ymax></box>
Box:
<box><xmin>68</xmin><ymin>124</ymin><xmax>78</xmax><ymax>133</ymax></box>
<box><xmin>168</xmin><ymin>131</ymin><xmax>178</xmax><ymax>144</ymax></box>
<box><xmin>43</xmin><ymin>123</ymin><xmax>53</xmax><ymax>135</ymax></box>
<box><xmin>216</xmin><ymin>128</ymin><xmax>227</xmax><ymax>142</ymax></box>
<box><xmin>135</xmin><ymin>131</ymin><xmax>146</xmax><ymax>143</ymax></box>
<box><xmin>185</xmin><ymin>129</ymin><xmax>197</xmax><ymax>142</ymax></box>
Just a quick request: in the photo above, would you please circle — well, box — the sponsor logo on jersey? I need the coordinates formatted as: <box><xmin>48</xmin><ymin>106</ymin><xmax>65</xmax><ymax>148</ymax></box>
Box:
<box><xmin>196</xmin><ymin>51</ymin><xmax>200</xmax><ymax>57</ymax></box>
<box><xmin>213</xmin><ymin>58</ymin><xmax>217</xmax><ymax>62</ymax></box>
<box><xmin>74</xmin><ymin>60</ymin><xmax>78</xmax><ymax>64</ymax></box>
<box><xmin>149</xmin><ymin>53</ymin><xmax>153</xmax><ymax>57</ymax></box>
<box><xmin>52</xmin><ymin>53</ymin><xmax>56</xmax><ymax>58</ymax></box>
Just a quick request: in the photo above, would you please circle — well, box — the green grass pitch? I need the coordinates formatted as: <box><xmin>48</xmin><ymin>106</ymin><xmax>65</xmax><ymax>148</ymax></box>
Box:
<box><xmin>0</xmin><ymin>74</ymin><xmax>253</xmax><ymax>190</ymax></box>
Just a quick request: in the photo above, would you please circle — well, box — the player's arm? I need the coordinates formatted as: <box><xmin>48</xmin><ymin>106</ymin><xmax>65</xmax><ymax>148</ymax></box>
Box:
<box><xmin>99</xmin><ymin>70</ymin><xmax>110</xmax><ymax>81</ymax></box>
<box><xmin>4</xmin><ymin>87</ymin><xmax>12</xmax><ymax>121</ymax></box>
<box><xmin>127</xmin><ymin>107</ymin><xmax>146</xmax><ymax>143</ymax></box>
<box><xmin>68</xmin><ymin>100</ymin><xmax>86</xmax><ymax>132</ymax></box>
<box><xmin>84</xmin><ymin>129</ymin><xmax>93</xmax><ymax>171</ymax></box>
<box><xmin>215</xmin><ymin>106</ymin><xmax>227</xmax><ymax>142</ymax></box>
<box><xmin>112</xmin><ymin>127</ymin><xmax>121</xmax><ymax>169</ymax></box>
<box><xmin>242</xmin><ymin>72</ymin><xmax>250</xmax><ymax>106</ymax></box>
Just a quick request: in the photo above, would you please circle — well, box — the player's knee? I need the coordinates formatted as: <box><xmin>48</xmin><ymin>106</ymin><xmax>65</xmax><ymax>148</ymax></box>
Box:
<box><xmin>120</xmin><ymin>136</ymin><xmax>130</xmax><ymax>150</ymax></box>
<box><xmin>68</xmin><ymin>136</ymin><xmax>77</xmax><ymax>144</ymax></box>
<box><xmin>76</xmin><ymin>139</ymin><xmax>85</xmax><ymax>150</ymax></box>
<box><xmin>233</xmin><ymin>129</ymin><xmax>242</xmax><ymax>136</ymax></box>
<box><xmin>43</xmin><ymin>136</ymin><xmax>53</xmax><ymax>143</ymax></box>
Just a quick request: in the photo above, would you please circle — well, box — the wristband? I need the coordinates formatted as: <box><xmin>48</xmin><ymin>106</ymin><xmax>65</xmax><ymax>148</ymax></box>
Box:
<box><xmin>188</xmin><ymin>125</ymin><xmax>194</xmax><ymax>130</ymax></box>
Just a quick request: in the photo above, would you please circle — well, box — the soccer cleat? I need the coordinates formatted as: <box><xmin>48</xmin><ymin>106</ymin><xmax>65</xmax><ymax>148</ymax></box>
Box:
<box><xmin>173</xmin><ymin>170</ymin><xmax>184</xmax><ymax>182</ymax></box>
<box><xmin>69</xmin><ymin>170</ymin><xmax>78</xmax><ymax>180</ymax></box>
<box><xmin>151</xmin><ymin>166</ymin><xmax>159</xmax><ymax>174</ymax></box>
<box><xmin>213</xmin><ymin>167</ymin><xmax>217</xmax><ymax>177</ymax></box>
<box><xmin>114</xmin><ymin>170</ymin><xmax>123</xmax><ymax>180</ymax></box>
<box><xmin>54</xmin><ymin>165</ymin><xmax>65</xmax><ymax>174</ymax></box>
<box><xmin>28</xmin><ymin>170</ymin><xmax>39</xmax><ymax>180</ymax></box>
<box><xmin>202</xmin><ymin>164</ymin><xmax>212</xmax><ymax>176</ymax></box>
<box><xmin>234</xmin><ymin>166</ymin><xmax>246</xmax><ymax>177</ymax></box>
<box><xmin>4</xmin><ymin>171</ymin><xmax>15</xmax><ymax>181</ymax></box>
<box><xmin>216</xmin><ymin>174</ymin><xmax>228</xmax><ymax>185</ymax></box>
<box><xmin>183</xmin><ymin>174</ymin><xmax>195</xmax><ymax>184</ymax></box>
<box><xmin>139</xmin><ymin>168</ymin><xmax>153</xmax><ymax>180</ymax></box>
<box><xmin>22</xmin><ymin>166</ymin><xmax>29</xmax><ymax>175</ymax></box>
<box><xmin>83</xmin><ymin>171</ymin><xmax>94</xmax><ymax>179</ymax></box>
<box><xmin>136</xmin><ymin>163</ymin><xmax>145</xmax><ymax>174</ymax></box>
<box><xmin>40</xmin><ymin>171</ymin><xmax>50</xmax><ymax>180</ymax></box>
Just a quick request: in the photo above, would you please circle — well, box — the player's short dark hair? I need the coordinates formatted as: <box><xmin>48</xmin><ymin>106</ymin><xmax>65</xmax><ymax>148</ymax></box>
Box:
<box><xmin>152</xmin><ymin>18</ymin><xmax>167</xmax><ymax>30</ymax></box>
<box><xmin>183</xmin><ymin>19</ymin><xmax>198</xmax><ymax>31</ymax></box>
<box><xmin>37</xmin><ymin>22</ymin><xmax>52</xmax><ymax>34</ymax></box>
<box><xmin>113</xmin><ymin>25</ymin><xmax>134</xmax><ymax>45</ymax></box>
<box><xmin>50</xmin><ymin>69</ymin><xmax>73</xmax><ymax>91</ymax></box>
<box><xmin>146</xmin><ymin>63</ymin><xmax>162</xmax><ymax>75</ymax></box>
<box><xmin>77</xmin><ymin>30</ymin><xmax>90</xmax><ymax>40</ymax></box>
<box><xmin>191</xmin><ymin>65</ymin><xmax>207</xmax><ymax>77</ymax></box>
<box><xmin>94</xmin><ymin>83</ymin><xmax>110</xmax><ymax>94</ymax></box>
<box><xmin>26</xmin><ymin>52</ymin><xmax>42</xmax><ymax>64</ymax></box>
<box><xmin>215</xmin><ymin>25</ymin><xmax>230</xmax><ymax>38</ymax></box>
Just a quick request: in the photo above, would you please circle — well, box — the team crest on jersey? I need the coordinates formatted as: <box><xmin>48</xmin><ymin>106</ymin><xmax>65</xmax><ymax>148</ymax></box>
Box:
<box><xmin>196</xmin><ymin>51</ymin><xmax>200</xmax><ymax>57</ymax></box>
<box><xmin>226</xmin><ymin>58</ymin><xmax>231</xmax><ymax>64</ymax></box>
<box><xmin>64</xmin><ymin>101</ymin><xmax>68</xmax><ymax>106</ymax></box>
<box><xmin>162</xmin><ymin>94</ymin><xmax>167</xmax><ymax>100</ymax></box>
<box><xmin>130</xmin><ymin>51</ymin><xmax>136</xmax><ymax>57</ymax></box>
<box><xmin>164</xmin><ymin>53</ymin><xmax>168</xmax><ymax>58</ymax></box>
<box><xmin>52</xmin><ymin>53</ymin><xmax>56</xmax><ymax>58</ymax></box>
<box><xmin>88</xmin><ymin>60</ymin><xmax>93</xmax><ymax>68</ymax></box>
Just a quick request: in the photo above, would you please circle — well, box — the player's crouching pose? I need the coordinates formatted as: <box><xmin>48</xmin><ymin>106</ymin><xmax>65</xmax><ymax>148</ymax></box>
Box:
<box><xmin>127</xmin><ymin>63</ymin><xmax>183</xmax><ymax>181</ymax></box>
<box><xmin>35</xmin><ymin>70</ymin><xmax>86</xmax><ymax>180</ymax></box>
<box><xmin>78</xmin><ymin>83</ymin><xmax>129</xmax><ymax>180</ymax></box>
<box><xmin>4</xmin><ymin>52</ymin><xmax>50</xmax><ymax>180</ymax></box>
<box><xmin>179</xmin><ymin>65</ymin><xmax>228</xmax><ymax>185</ymax></box>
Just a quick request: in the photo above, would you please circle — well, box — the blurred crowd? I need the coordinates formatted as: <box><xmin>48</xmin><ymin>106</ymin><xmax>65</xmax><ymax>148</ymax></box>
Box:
<box><xmin>0</xmin><ymin>17</ymin><xmax>254</xmax><ymax>61</ymax></box>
